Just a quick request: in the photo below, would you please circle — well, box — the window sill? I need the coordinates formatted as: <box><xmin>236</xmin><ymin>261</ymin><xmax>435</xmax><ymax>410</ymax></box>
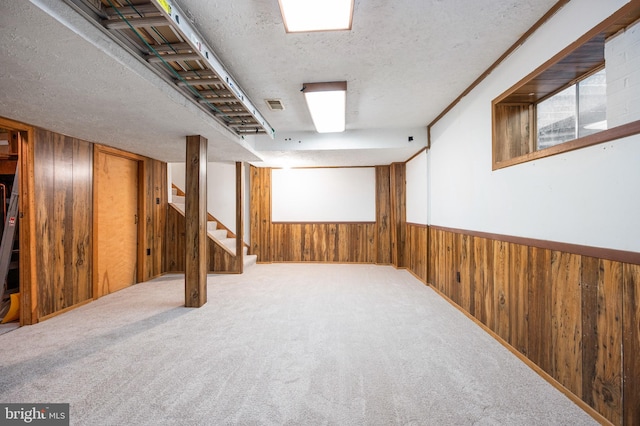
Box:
<box><xmin>492</xmin><ymin>119</ymin><xmax>640</xmax><ymax>170</ymax></box>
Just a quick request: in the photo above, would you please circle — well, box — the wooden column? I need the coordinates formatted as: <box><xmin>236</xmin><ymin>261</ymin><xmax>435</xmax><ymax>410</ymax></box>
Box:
<box><xmin>235</xmin><ymin>162</ymin><xmax>244</xmax><ymax>273</ymax></box>
<box><xmin>184</xmin><ymin>135</ymin><xmax>207</xmax><ymax>307</ymax></box>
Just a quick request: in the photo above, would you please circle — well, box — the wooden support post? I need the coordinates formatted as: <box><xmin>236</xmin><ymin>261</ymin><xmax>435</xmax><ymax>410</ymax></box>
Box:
<box><xmin>235</xmin><ymin>162</ymin><xmax>244</xmax><ymax>273</ymax></box>
<box><xmin>185</xmin><ymin>135</ymin><xmax>207</xmax><ymax>307</ymax></box>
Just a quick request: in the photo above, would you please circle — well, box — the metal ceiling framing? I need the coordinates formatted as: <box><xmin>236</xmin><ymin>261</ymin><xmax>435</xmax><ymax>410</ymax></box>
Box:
<box><xmin>69</xmin><ymin>0</ymin><xmax>275</xmax><ymax>138</ymax></box>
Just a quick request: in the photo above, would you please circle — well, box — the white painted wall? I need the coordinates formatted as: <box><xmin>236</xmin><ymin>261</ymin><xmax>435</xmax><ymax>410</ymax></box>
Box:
<box><xmin>406</xmin><ymin>150</ymin><xmax>428</xmax><ymax>225</ymax></box>
<box><xmin>429</xmin><ymin>0</ymin><xmax>640</xmax><ymax>252</ymax></box>
<box><xmin>271</xmin><ymin>168</ymin><xmax>376</xmax><ymax>222</ymax></box>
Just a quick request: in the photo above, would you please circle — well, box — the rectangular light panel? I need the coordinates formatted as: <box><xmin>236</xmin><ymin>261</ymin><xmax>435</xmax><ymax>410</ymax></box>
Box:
<box><xmin>279</xmin><ymin>0</ymin><xmax>354</xmax><ymax>33</ymax></box>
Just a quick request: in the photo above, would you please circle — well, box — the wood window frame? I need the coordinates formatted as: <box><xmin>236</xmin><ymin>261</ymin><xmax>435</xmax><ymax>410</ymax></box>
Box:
<box><xmin>492</xmin><ymin>2</ymin><xmax>640</xmax><ymax>170</ymax></box>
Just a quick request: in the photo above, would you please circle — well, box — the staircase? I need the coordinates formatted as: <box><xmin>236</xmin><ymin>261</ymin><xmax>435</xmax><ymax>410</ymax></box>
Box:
<box><xmin>170</xmin><ymin>187</ymin><xmax>256</xmax><ymax>270</ymax></box>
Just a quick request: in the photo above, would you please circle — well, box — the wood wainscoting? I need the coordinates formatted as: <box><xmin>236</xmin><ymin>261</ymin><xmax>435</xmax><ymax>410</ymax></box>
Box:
<box><xmin>250</xmin><ymin>165</ymin><xmax>398</xmax><ymax>264</ymax></box>
<box><xmin>406</xmin><ymin>223</ymin><xmax>428</xmax><ymax>282</ymax></box>
<box><xmin>427</xmin><ymin>225</ymin><xmax>640</xmax><ymax>426</ymax></box>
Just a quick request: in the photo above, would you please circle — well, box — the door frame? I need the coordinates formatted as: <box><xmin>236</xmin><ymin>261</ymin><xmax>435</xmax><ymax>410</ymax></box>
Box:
<box><xmin>92</xmin><ymin>144</ymin><xmax>147</xmax><ymax>299</ymax></box>
<box><xmin>0</xmin><ymin>116</ymin><xmax>35</xmax><ymax>326</ymax></box>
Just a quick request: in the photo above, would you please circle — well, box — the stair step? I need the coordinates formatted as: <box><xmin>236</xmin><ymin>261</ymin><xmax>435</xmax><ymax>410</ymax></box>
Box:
<box><xmin>211</xmin><ymin>229</ymin><xmax>228</xmax><ymax>240</ymax></box>
<box><xmin>171</xmin><ymin>187</ymin><xmax>177</xmax><ymax>196</ymax></box>
<box><xmin>172</xmin><ymin>195</ymin><xmax>185</xmax><ymax>204</ymax></box>
<box><xmin>206</xmin><ymin>221</ymin><xmax>217</xmax><ymax>233</ymax></box>
<box><xmin>218</xmin><ymin>238</ymin><xmax>249</xmax><ymax>256</ymax></box>
<box><xmin>243</xmin><ymin>254</ymin><xmax>257</xmax><ymax>268</ymax></box>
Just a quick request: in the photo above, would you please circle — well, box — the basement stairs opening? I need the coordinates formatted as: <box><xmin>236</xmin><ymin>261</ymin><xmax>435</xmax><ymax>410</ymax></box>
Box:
<box><xmin>170</xmin><ymin>185</ymin><xmax>256</xmax><ymax>271</ymax></box>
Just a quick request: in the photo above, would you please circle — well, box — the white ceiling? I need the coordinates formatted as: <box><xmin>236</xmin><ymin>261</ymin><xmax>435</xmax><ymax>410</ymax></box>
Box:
<box><xmin>0</xmin><ymin>0</ymin><xmax>559</xmax><ymax>167</ymax></box>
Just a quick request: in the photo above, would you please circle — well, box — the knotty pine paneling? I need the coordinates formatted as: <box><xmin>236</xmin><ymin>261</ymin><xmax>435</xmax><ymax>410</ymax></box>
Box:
<box><xmin>34</xmin><ymin>128</ymin><xmax>92</xmax><ymax>319</ymax></box>
<box><xmin>428</xmin><ymin>226</ymin><xmax>638</xmax><ymax>425</ymax></box>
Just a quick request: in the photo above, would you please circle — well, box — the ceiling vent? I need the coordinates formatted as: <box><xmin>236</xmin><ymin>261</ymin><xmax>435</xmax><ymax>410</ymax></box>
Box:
<box><xmin>265</xmin><ymin>99</ymin><xmax>285</xmax><ymax>111</ymax></box>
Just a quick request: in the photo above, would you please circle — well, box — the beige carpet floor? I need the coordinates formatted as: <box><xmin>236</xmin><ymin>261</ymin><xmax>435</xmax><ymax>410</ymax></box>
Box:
<box><xmin>0</xmin><ymin>264</ymin><xmax>596</xmax><ymax>425</ymax></box>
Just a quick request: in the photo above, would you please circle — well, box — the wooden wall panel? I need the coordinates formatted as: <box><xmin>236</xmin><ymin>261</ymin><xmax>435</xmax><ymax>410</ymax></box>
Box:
<box><xmin>493</xmin><ymin>240</ymin><xmax>510</xmax><ymax>342</ymax></box>
<box><xmin>623</xmin><ymin>263</ymin><xmax>640</xmax><ymax>426</ymax></box>
<box><xmin>165</xmin><ymin>206</ymin><xmax>185</xmax><ymax>272</ymax></box>
<box><xmin>71</xmin><ymin>139</ymin><xmax>92</xmax><ymax>304</ymax></box>
<box><xmin>33</xmin><ymin>129</ymin><xmax>93</xmax><ymax>319</ymax></box>
<box><xmin>406</xmin><ymin>224</ymin><xmax>427</xmax><ymax>282</ymax></box>
<box><xmin>428</xmin><ymin>226</ymin><xmax>638</xmax><ymax>425</ymax></box>
<box><xmin>390</xmin><ymin>163</ymin><xmax>406</xmax><ymax>268</ymax></box>
<box><xmin>528</xmin><ymin>246</ymin><xmax>552</xmax><ymax>374</ymax></box>
<box><xmin>581</xmin><ymin>258</ymin><xmax>623</xmax><ymax>424</ymax></box>
<box><xmin>250</xmin><ymin>166</ymin><xmax>271</xmax><ymax>262</ymax></box>
<box><xmin>550</xmin><ymin>251</ymin><xmax>582</xmax><ymax>397</ymax></box>
<box><xmin>34</xmin><ymin>130</ymin><xmax>55</xmax><ymax>318</ymax></box>
<box><xmin>458</xmin><ymin>234</ymin><xmax>473</xmax><ymax>315</ymax></box>
<box><xmin>376</xmin><ymin>166</ymin><xmax>391</xmax><ymax>265</ymax></box>
<box><xmin>509</xmin><ymin>243</ymin><xmax>528</xmax><ymax>356</ymax></box>
<box><xmin>140</xmin><ymin>158</ymin><xmax>167</xmax><ymax>280</ymax></box>
<box><xmin>473</xmin><ymin>236</ymin><xmax>494</xmax><ymax>328</ymax></box>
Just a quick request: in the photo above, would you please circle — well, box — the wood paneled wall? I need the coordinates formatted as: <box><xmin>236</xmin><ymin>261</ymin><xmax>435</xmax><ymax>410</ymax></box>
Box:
<box><xmin>165</xmin><ymin>206</ymin><xmax>238</xmax><ymax>272</ymax></box>
<box><xmin>269</xmin><ymin>222</ymin><xmax>376</xmax><ymax>262</ymax></box>
<box><xmin>390</xmin><ymin>163</ymin><xmax>406</xmax><ymax>268</ymax></box>
<box><xmin>33</xmin><ymin>129</ymin><xmax>93</xmax><ymax>320</ymax></box>
<box><xmin>29</xmin><ymin>128</ymin><xmax>166</xmax><ymax>322</ymax></box>
<box><xmin>250</xmin><ymin>165</ymin><xmax>392</xmax><ymax>264</ymax></box>
<box><xmin>142</xmin><ymin>157</ymin><xmax>167</xmax><ymax>280</ymax></box>
<box><xmin>376</xmin><ymin>166</ymin><xmax>392</xmax><ymax>264</ymax></box>
<box><xmin>428</xmin><ymin>226</ymin><xmax>640</xmax><ymax>425</ymax></box>
<box><xmin>406</xmin><ymin>224</ymin><xmax>428</xmax><ymax>282</ymax></box>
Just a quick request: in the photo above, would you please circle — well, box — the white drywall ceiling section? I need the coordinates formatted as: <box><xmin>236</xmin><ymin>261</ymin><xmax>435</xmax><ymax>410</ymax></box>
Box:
<box><xmin>248</xmin><ymin>127</ymin><xmax>427</xmax><ymax>167</ymax></box>
<box><xmin>429</xmin><ymin>0</ymin><xmax>640</xmax><ymax>253</ymax></box>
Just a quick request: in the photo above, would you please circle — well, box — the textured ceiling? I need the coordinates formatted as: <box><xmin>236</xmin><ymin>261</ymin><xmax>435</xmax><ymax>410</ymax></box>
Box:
<box><xmin>0</xmin><ymin>0</ymin><xmax>560</xmax><ymax>166</ymax></box>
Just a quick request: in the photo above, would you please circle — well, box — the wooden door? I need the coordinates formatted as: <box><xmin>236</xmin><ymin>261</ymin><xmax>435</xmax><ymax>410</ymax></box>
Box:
<box><xmin>96</xmin><ymin>152</ymin><xmax>138</xmax><ymax>296</ymax></box>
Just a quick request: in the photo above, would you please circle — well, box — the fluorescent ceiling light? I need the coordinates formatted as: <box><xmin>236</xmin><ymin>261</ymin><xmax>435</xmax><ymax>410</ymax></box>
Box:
<box><xmin>279</xmin><ymin>0</ymin><xmax>354</xmax><ymax>33</ymax></box>
<box><xmin>303</xmin><ymin>82</ymin><xmax>347</xmax><ymax>133</ymax></box>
